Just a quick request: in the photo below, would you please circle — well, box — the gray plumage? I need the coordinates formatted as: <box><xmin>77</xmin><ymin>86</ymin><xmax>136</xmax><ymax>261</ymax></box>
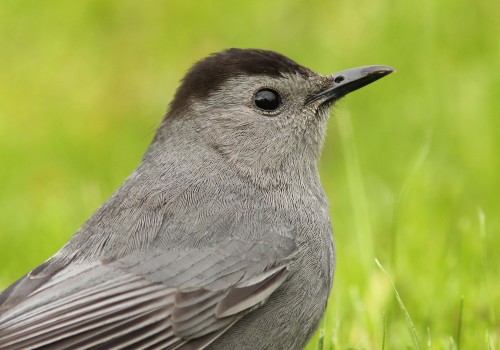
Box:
<box><xmin>0</xmin><ymin>48</ymin><xmax>393</xmax><ymax>350</ymax></box>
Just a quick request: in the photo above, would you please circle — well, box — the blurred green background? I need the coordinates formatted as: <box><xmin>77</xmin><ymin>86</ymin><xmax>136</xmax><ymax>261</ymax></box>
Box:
<box><xmin>0</xmin><ymin>0</ymin><xmax>498</xmax><ymax>349</ymax></box>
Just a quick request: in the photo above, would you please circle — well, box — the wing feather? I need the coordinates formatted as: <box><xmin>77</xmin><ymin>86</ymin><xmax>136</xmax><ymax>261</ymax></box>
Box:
<box><xmin>0</xmin><ymin>239</ymin><xmax>297</xmax><ymax>349</ymax></box>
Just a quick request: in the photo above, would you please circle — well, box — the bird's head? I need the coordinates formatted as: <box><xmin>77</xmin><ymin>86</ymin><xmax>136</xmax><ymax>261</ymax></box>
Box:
<box><xmin>151</xmin><ymin>49</ymin><xmax>393</xmax><ymax>184</ymax></box>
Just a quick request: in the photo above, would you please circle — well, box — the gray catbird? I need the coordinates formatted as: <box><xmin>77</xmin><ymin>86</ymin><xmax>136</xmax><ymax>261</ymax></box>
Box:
<box><xmin>0</xmin><ymin>48</ymin><xmax>393</xmax><ymax>350</ymax></box>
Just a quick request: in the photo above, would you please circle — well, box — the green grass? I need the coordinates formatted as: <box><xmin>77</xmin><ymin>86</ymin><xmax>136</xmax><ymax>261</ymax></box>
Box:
<box><xmin>0</xmin><ymin>0</ymin><xmax>499</xmax><ymax>349</ymax></box>
<box><xmin>375</xmin><ymin>258</ymin><xmax>421</xmax><ymax>350</ymax></box>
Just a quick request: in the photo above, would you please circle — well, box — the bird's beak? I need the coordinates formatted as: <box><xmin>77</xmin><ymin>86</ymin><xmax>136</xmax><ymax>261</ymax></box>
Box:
<box><xmin>306</xmin><ymin>65</ymin><xmax>395</xmax><ymax>104</ymax></box>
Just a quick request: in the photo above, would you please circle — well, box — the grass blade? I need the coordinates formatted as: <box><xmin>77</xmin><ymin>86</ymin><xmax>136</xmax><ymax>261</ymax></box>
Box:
<box><xmin>381</xmin><ymin>311</ymin><xmax>387</xmax><ymax>350</ymax></box>
<box><xmin>375</xmin><ymin>258</ymin><xmax>421</xmax><ymax>350</ymax></box>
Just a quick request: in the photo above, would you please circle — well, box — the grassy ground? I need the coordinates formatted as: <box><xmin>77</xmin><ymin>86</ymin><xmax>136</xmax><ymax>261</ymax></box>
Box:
<box><xmin>0</xmin><ymin>1</ymin><xmax>498</xmax><ymax>349</ymax></box>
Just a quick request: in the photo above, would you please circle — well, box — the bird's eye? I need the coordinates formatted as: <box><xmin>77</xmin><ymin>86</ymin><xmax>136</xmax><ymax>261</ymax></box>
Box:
<box><xmin>253</xmin><ymin>89</ymin><xmax>282</xmax><ymax>111</ymax></box>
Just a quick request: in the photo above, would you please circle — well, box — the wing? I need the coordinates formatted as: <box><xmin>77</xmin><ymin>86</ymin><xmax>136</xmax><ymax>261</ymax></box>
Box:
<box><xmin>0</xmin><ymin>238</ymin><xmax>297</xmax><ymax>350</ymax></box>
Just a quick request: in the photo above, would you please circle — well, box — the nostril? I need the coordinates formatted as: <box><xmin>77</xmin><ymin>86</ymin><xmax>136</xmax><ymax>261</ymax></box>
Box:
<box><xmin>334</xmin><ymin>75</ymin><xmax>345</xmax><ymax>84</ymax></box>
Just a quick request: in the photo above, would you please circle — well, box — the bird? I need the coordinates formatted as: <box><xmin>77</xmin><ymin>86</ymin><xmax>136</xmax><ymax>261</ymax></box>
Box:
<box><xmin>0</xmin><ymin>48</ymin><xmax>393</xmax><ymax>350</ymax></box>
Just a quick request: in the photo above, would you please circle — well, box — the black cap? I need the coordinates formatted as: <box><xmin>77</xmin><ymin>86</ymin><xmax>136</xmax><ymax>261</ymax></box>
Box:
<box><xmin>167</xmin><ymin>49</ymin><xmax>312</xmax><ymax>117</ymax></box>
